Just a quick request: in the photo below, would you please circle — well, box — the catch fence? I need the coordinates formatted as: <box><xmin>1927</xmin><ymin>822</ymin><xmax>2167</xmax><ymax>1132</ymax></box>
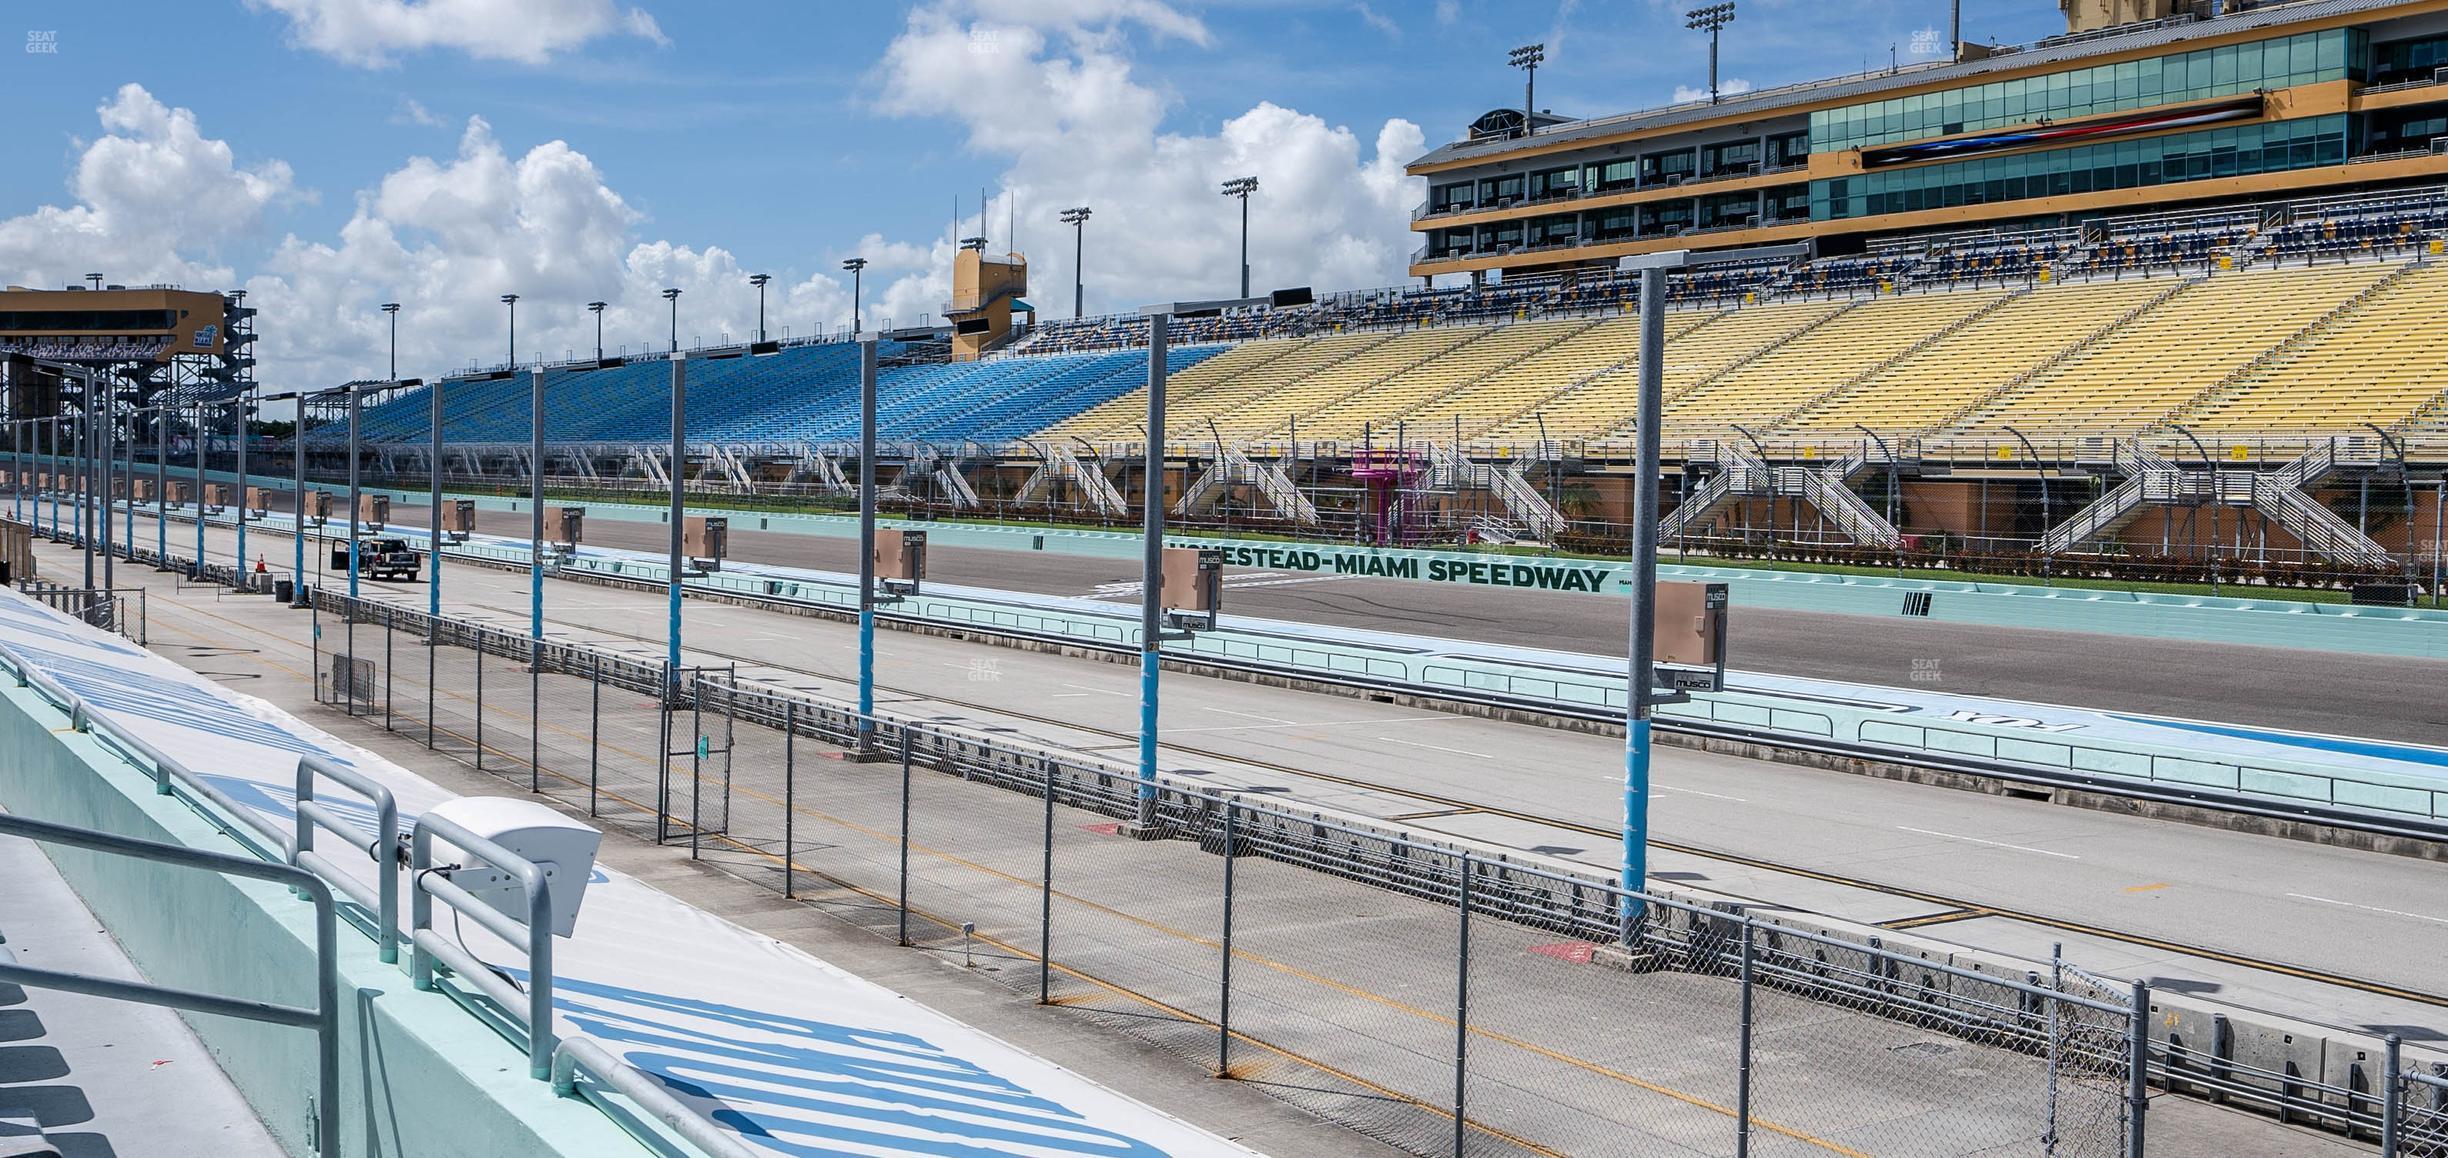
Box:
<box><xmin>298</xmin><ymin>589</ymin><xmax>2448</xmax><ymax>1157</ymax></box>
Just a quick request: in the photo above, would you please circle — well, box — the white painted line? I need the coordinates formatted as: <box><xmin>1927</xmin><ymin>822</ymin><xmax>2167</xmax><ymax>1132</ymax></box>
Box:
<box><xmin>1060</xmin><ymin>683</ymin><xmax>1129</xmax><ymax>696</ymax></box>
<box><xmin>1160</xmin><ymin>713</ymin><xmax>1455</xmax><ymax>736</ymax></box>
<box><xmin>2286</xmin><ymin>893</ymin><xmax>2448</xmax><ymax>927</ymax></box>
<box><xmin>1895</xmin><ymin>825</ymin><xmax>2081</xmax><ymax>860</ymax></box>
<box><xmin>1196</xmin><ymin>705</ymin><xmax>1297</xmax><ymax>724</ymax></box>
<box><xmin>1375</xmin><ymin>735</ymin><xmax>1496</xmax><ymax>760</ymax></box>
<box><xmin>1658</xmin><ymin>784</ymin><xmax>1749</xmax><ymax>802</ymax></box>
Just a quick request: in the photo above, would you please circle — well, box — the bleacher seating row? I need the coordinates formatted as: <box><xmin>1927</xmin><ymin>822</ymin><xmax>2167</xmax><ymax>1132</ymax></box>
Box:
<box><xmin>345</xmin><ymin>183</ymin><xmax>2448</xmax><ymax>453</ymax></box>
<box><xmin>352</xmin><ymin>338</ymin><xmax>1222</xmax><ymax>446</ymax></box>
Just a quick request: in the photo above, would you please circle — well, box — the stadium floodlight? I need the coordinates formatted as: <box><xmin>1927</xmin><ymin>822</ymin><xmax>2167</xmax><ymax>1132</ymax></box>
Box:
<box><xmin>1686</xmin><ymin>3</ymin><xmax>1735</xmax><ymax>104</ymax></box>
<box><xmin>1507</xmin><ymin>43</ymin><xmax>1545</xmax><ymax>137</ymax></box>
<box><xmin>660</xmin><ymin>287</ymin><xmax>681</xmax><ymax>354</ymax></box>
<box><xmin>1220</xmin><ymin>176</ymin><xmax>1259</xmax><ymax>298</ymax></box>
<box><xmin>841</xmin><ymin>258</ymin><xmax>867</xmax><ymax>335</ymax></box>
<box><xmin>587</xmin><ymin>301</ymin><xmax>607</xmax><ymax>361</ymax></box>
<box><xmin>500</xmin><ymin>293</ymin><xmax>520</xmax><ymax>369</ymax></box>
<box><xmin>748</xmin><ymin>273</ymin><xmax>771</xmax><ymax>343</ymax></box>
<box><xmin>86</xmin><ymin>273</ymin><xmax>103</xmax><ymax>292</ymax></box>
<box><xmin>1060</xmin><ymin>207</ymin><xmax>1092</xmax><ymax>319</ymax></box>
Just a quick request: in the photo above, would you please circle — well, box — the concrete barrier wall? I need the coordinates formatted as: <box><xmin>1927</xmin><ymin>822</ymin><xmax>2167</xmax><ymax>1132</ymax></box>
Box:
<box><xmin>0</xmin><ymin>679</ymin><xmax>643</xmax><ymax>1158</ymax></box>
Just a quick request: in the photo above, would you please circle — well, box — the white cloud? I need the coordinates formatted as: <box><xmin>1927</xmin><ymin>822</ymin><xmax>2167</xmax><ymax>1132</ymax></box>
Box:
<box><xmin>391</xmin><ymin>98</ymin><xmax>448</xmax><ymax>127</ymax></box>
<box><xmin>1435</xmin><ymin>0</ymin><xmax>1460</xmax><ymax>26</ymax></box>
<box><xmin>1355</xmin><ymin>2</ymin><xmax>1401</xmax><ymax>37</ymax></box>
<box><xmin>245</xmin><ymin>0</ymin><xmax>667</xmax><ymax>68</ymax></box>
<box><xmin>875</xmin><ymin>1</ymin><xmax>1427</xmax><ymax>319</ymax></box>
<box><xmin>1672</xmin><ymin>77</ymin><xmax>1753</xmax><ymax>103</ymax></box>
<box><xmin>242</xmin><ymin>117</ymin><xmax>852</xmax><ymax>385</ymax></box>
<box><xmin>0</xmin><ymin>85</ymin><xmax>298</xmax><ymax>293</ymax></box>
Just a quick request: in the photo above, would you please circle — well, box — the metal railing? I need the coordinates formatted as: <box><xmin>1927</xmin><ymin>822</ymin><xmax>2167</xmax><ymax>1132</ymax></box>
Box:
<box><xmin>0</xmin><ymin>810</ymin><xmax>340</xmax><ymax>1158</ymax></box>
<box><xmin>0</xmin><ymin>603</ymin><xmax>757</xmax><ymax>1158</ymax></box>
<box><xmin>294</xmin><ymin>594</ymin><xmax>2448</xmax><ymax>1156</ymax></box>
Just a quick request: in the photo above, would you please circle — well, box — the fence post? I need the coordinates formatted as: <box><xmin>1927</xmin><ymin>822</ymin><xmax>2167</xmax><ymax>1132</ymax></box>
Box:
<box><xmin>1219</xmin><ymin>799</ymin><xmax>1236</xmax><ymax>1080</ymax></box>
<box><xmin>897</xmin><ymin>728</ymin><xmax>913</xmax><ymax>947</ymax></box>
<box><xmin>689</xmin><ymin>678</ymin><xmax>704</xmax><ymax>860</ymax></box>
<box><xmin>529</xmin><ymin>639</ymin><xmax>541</xmax><ymax>794</ymax></box>
<box><xmin>2382</xmin><ymin>1033</ymin><xmax>2402</xmax><ymax>1158</ymax></box>
<box><xmin>655</xmin><ymin>664</ymin><xmax>672</xmax><ymax>845</ymax></box>
<box><xmin>474</xmin><ymin>634</ymin><xmax>485</xmax><ymax>772</ymax></box>
<box><xmin>1736</xmin><ymin>917</ymin><xmax>1755</xmax><ymax>1158</ymax></box>
<box><xmin>2127</xmin><ymin>978</ymin><xmax>2151</xmax><ymax>1158</ymax></box>
<box><xmin>783</xmin><ymin>699</ymin><xmax>797</xmax><ymax>900</ymax></box>
<box><xmin>382</xmin><ymin>609</ymin><xmax>394</xmax><ymax>732</ymax></box>
<box><xmin>1038</xmin><ymin>757</ymin><xmax>1055</xmax><ymax>1006</ymax></box>
<box><xmin>1453</xmin><ymin>853</ymin><xmax>1472</xmax><ymax>1158</ymax></box>
<box><xmin>2046</xmin><ymin>942</ymin><xmax>2064</xmax><ymax>1156</ymax></box>
<box><xmin>587</xmin><ymin>652</ymin><xmax>600</xmax><ymax>816</ymax></box>
<box><xmin>425</xmin><ymin>613</ymin><xmax>437</xmax><ymax>750</ymax></box>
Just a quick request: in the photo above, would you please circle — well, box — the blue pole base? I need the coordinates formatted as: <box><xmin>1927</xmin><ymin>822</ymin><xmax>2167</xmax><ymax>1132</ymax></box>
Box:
<box><xmin>1620</xmin><ymin>716</ymin><xmax>1652</xmax><ymax>939</ymax></box>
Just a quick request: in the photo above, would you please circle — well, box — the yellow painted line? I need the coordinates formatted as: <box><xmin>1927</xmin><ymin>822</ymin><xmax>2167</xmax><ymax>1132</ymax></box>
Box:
<box><xmin>2125</xmin><ymin>882</ymin><xmax>2170</xmax><ymax>893</ymax></box>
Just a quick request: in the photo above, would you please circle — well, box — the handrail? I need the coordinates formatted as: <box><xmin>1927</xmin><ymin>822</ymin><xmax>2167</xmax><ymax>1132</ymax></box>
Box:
<box><xmin>550</xmin><ymin>1037</ymin><xmax>765</xmax><ymax>1158</ymax></box>
<box><xmin>0</xmin><ymin>810</ymin><xmax>340</xmax><ymax>1158</ymax></box>
<box><xmin>294</xmin><ymin>752</ymin><xmax>401</xmax><ymax>964</ymax></box>
<box><xmin>409</xmin><ymin>810</ymin><xmax>557</xmax><ymax>1080</ymax></box>
<box><xmin>0</xmin><ymin>635</ymin><xmax>291</xmax><ymax>861</ymax></box>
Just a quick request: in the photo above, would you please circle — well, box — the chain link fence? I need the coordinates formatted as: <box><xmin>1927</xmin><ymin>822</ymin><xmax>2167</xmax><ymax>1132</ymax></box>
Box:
<box><xmin>292</xmin><ymin>592</ymin><xmax>2448</xmax><ymax>1157</ymax></box>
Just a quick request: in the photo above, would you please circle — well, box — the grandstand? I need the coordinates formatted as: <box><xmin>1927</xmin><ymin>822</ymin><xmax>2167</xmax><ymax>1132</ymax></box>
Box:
<box><xmin>353</xmin><ymin>187</ymin><xmax>2448</xmax><ymax>462</ymax></box>
<box><xmin>322</xmin><ymin>177</ymin><xmax>2448</xmax><ymax>571</ymax></box>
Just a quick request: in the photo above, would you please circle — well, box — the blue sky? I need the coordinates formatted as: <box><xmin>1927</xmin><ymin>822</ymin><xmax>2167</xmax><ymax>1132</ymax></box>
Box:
<box><xmin>0</xmin><ymin>0</ymin><xmax>2062</xmax><ymax>386</ymax></box>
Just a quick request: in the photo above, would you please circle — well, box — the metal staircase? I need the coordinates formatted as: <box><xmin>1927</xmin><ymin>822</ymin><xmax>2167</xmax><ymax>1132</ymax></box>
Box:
<box><xmin>1659</xmin><ymin>442</ymin><xmax>1902</xmax><ymax>547</ymax></box>
<box><xmin>2251</xmin><ymin>440</ymin><xmax>2395</xmax><ymax>570</ymax></box>
<box><xmin>2043</xmin><ymin>439</ymin><xmax>2396</xmax><ymax>567</ymax></box>
<box><xmin>1421</xmin><ymin>444</ymin><xmax>1564</xmax><ymax>542</ymax></box>
<box><xmin>1176</xmin><ymin>441</ymin><xmax>1320</xmax><ymax>525</ymax></box>
<box><xmin>1014</xmin><ymin>442</ymin><xmax>1129</xmax><ymax>518</ymax></box>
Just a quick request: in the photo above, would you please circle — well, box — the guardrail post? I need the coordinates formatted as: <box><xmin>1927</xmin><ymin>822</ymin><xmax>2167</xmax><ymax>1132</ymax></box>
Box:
<box><xmin>2127</xmin><ymin>978</ymin><xmax>2151</xmax><ymax>1157</ymax></box>
<box><xmin>2382</xmin><ymin>1033</ymin><xmax>2401</xmax><ymax>1158</ymax></box>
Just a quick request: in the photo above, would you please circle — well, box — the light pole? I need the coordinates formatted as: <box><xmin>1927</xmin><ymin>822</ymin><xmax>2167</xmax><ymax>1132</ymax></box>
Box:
<box><xmin>78</xmin><ymin>371</ymin><xmax>94</xmax><ymax>594</ymax></box>
<box><xmin>1508</xmin><ymin>43</ymin><xmax>1545</xmax><ymax>135</ymax></box>
<box><xmin>1061</xmin><ymin>208</ymin><xmax>1091</xmax><ymax>319</ymax></box>
<box><xmin>501</xmin><ymin>293</ymin><xmax>520</xmax><ymax>368</ymax></box>
<box><xmin>233</xmin><ymin>388</ymin><xmax>250</xmax><ymax>588</ymax></box>
<box><xmin>430</xmin><ymin>370</ymin><xmax>445</xmax><ymax>619</ymax></box>
<box><xmin>749</xmin><ymin>274</ymin><xmax>771</xmax><ymax>344</ymax></box>
<box><xmin>1128</xmin><ymin>287</ymin><xmax>1310</xmax><ymax>821</ymax></box>
<box><xmin>662</xmin><ymin>287</ymin><xmax>682</xmax><ymax>353</ymax></box>
<box><xmin>192</xmin><ymin>394</ymin><xmax>206</xmax><ymax>575</ymax></box>
<box><xmin>1687</xmin><ymin>3</ymin><xmax>1736</xmax><ymax>105</ymax></box>
<box><xmin>1221</xmin><ymin>176</ymin><xmax>1258</xmax><ymax>298</ymax></box>
<box><xmin>856</xmin><ymin>333</ymin><xmax>880</xmax><ymax>750</ymax></box>
<box><xmin>587</xmin><ymin>301</ymin><xmax>607</xmax><ymax>361</ymax></box>
<box><xmin>665</xmin><ymin>352</ymin><xmax>687</xmax><ymax>685</ymax></box>
<box><xmin>347</xmin><ymin>383</ymin><xmax>362</xmax><ymax>599</ymax></box>
<box><xmin>529</xmin><ymin>367</ymin><xmax>546</xmax><ymax>642</ymax></box>
<box><xmin>842</xmin><ymin>259</ymin><xmax>866</xmax><ymax>335</ymax></box>
<box><xmin>1615</xmin><ymin>243</ymin><xmax>1804</xmax><ymax>926</ymax></box>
